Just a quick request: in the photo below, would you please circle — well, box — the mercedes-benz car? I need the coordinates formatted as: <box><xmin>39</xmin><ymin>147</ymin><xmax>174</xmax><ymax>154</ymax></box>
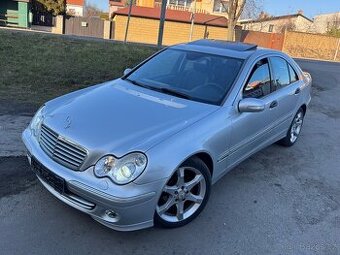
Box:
<box><xmin>22</xmin><ymin>40</ymin><xmax>312</xmax><ymax>231</ymax></box>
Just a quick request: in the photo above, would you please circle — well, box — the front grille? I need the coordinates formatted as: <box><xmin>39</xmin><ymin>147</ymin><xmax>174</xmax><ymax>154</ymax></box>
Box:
<box><xmin>39</xmin><ymin>124</ymin><xmax>88</xmax><ymax>170</ymax></box>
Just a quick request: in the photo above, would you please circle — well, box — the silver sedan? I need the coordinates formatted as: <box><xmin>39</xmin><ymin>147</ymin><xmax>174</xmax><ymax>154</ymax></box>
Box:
<box><xmin>22</xmin><ymin>40</ymin><xmax>312</xmax><ymax>231</ymax></box>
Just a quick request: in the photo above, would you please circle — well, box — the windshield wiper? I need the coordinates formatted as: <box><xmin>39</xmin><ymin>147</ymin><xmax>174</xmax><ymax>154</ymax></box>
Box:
<box><xmin>157</xmin><ymin>87</ymin><xmax>192</xmax><ymax>100</ymax></box>
<box><xmin>125</xmin><ymin>78</ymin><xmax>191</xmax><ymax>100</ymax></box>
<box><xmin>125</xmin><ymin>78</ymin><xmax>154</xmax><ymax>90</ymax></box>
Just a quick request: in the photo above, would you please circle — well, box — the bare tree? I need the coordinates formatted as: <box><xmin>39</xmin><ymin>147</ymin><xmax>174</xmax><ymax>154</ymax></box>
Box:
<box><xmin>242</xmin><ymin>0</ymin><xmax>263</xmax><ymax>20</ymax></box>
<box><xmin>276</xmin><ymin>21</ymin><xmax>296</xmax><ymax>33</ymax></box>
<box><xmin>221</xmin><ymin>0</ymin><xmax>262</xmax><ymax>41</ymax></box>
<box><xmin>84</xmin><ymin>4</ymin><xmax>102</xmax><ymax>17</ymax></box>
<box><xmin>327</xmin><ymin>14</ymin><xmax>340</xmax><ymax>37</ymax></box>
<box><xmin>226</xmin><ymin>0</ymin><xmax>246</xmax><ymax>40</ymax></box>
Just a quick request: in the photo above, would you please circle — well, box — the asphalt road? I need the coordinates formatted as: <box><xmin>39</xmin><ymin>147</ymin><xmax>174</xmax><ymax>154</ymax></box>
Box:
<box><xmin>1</xmin><ymin>60</ymin><xmax>339</xmax><ymax>255</ymax></box>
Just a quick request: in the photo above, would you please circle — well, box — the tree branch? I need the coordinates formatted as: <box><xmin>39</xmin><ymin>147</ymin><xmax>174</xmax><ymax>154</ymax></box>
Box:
<box><xmin>235</xmin><ymin>0</ymin><xmax>247</xmax><ymax>21</ymax></box>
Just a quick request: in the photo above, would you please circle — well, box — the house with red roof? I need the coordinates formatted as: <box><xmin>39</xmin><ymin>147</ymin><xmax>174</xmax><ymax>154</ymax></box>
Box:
<box><xmin>66</xmin><ymin>0</ymin><xmax>84</xmax><ymax>16</ymax></box>
<box><xmin>109</xmin><ymin>0</ymin><xmax>230</xmax><ymax>20</ymax></box>
<box><xmin>109</xmin><ymin>0</ymin><xmax>128</xmax><ymax>19</ymax></box>
<box><xmin>112</xmin><ymin>6</ymin><xmax>239</xmax><ymax>45</ymax></box>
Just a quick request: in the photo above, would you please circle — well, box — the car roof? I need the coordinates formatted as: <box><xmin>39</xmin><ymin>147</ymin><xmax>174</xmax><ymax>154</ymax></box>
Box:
<box><xmin>171</xmin><ymin>39</ymin><xmax>280</xmax><ymax>60</ymax></box>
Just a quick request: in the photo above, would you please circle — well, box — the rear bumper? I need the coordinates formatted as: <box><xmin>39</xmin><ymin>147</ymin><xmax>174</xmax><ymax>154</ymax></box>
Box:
<box><xmin>22</xmin><ymin>129</ymin><xmax>166</xmax><ymax>231</ymax></box>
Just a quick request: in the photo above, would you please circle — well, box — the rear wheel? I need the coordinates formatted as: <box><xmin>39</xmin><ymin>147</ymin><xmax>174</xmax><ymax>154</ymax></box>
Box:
<box><xmin>154</xmin><ymin>157</ymin><xmax>211</xmax><ymax>228</ymax></box>
<box><xmin>279</xmin><ymin>108</ymin><xmax>305</xmax><ymax>147</ymax></box>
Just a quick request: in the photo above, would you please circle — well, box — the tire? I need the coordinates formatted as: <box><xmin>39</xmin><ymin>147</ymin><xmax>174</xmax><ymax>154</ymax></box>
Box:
<box><xmin>278</xmin><ymin>108</ymin><xmax>305</xmax><ymax>147</ymax></box>
<box><xmin>154</xmin><ymin>157</ymin><xmax>211</xmax><ymax>228</ymax></box>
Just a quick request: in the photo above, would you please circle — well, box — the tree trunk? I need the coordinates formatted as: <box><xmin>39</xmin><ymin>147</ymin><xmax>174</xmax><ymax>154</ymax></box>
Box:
<box><xmin>227</xmin><ymin>20</ymin><xmax>235</xmax><ymax>41</ymax></box>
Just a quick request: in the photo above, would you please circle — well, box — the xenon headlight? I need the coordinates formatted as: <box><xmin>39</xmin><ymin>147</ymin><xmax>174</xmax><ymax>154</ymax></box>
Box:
<box><xmin>94</xmin><ymin>153</ymin><xmax>147</xmax><ymax>185</ymax></box>
<box><xmin>30</xmin><ymin>106</ymin><xmax>45</xmax><ymax>137</ymax></box>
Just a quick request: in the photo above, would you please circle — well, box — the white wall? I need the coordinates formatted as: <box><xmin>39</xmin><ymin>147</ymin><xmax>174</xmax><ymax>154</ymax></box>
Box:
<box><xmin>242</xmin><ymin>16</ymin><xmax>313</xmax><ymax>33</ymax></box>
<box><xmin>313</xmin><ymin>12</ymin><xmax>340</xmax><ymax>34</ymax></box>
<box><xmin>67</xmin><ymin>4</ymin><xmax>84</xmax><ymax>17</ymax></box>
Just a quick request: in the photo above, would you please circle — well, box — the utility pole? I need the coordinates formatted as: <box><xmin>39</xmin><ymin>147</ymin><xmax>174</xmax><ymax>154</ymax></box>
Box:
<box><xmin>62</xmin><ymin>0</ymin><xmax>67</xmax><ymax>34</ymax></box>
<box><xmin>157</xmin><ymin>0</ymin><xmax>167</xmax><ymax>47</ymax></box>
<box><xmin>124</xmin><ymin>0</ymin><xmax>133</xmax><ymax>44</ymax></box>
<box><xmin>334</xmin><ymin>37</ymin><xmax>340</xmax><ymax>61</ymax></box>
<box><xmin>189</xmin><ymin>0</ymin><xmax>197</xmax><ymax>41</ymax></box>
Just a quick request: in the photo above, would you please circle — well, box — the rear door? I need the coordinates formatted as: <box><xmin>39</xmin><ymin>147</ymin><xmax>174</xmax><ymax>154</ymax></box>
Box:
<box><xmin>267</xmin><ymin>56</ymin><xmax>301</xmax><ymax>137</ymax></box>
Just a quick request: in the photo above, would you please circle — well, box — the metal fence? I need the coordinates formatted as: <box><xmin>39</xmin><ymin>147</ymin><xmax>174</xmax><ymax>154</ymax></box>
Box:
<box><xmin>240</xmin><ymin>30</ymin><xmax>284</xmax><ymax>50</ymax></box>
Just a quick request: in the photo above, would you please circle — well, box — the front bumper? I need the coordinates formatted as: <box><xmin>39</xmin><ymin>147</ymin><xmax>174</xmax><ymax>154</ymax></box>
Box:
<box><xmin>22</xmin><ymin>129</ymin><xmax>166</xmax><ymax>231</ymax></box>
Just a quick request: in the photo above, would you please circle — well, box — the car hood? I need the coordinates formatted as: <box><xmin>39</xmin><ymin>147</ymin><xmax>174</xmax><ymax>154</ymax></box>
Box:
<box><xmin>43</xmin><ymin>79</ymin><xmax>218</xmax><ymax>158</ymax></box>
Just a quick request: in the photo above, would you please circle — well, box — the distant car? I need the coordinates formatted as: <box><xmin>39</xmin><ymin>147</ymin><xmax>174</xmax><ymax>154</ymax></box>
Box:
<box><xmin>22</xmin><ymin>40</ymin><xmax>312</xmax><ymax>231</ymax></box>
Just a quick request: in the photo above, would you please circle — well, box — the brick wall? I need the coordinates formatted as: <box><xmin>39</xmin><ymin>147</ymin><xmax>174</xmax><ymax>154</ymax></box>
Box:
<box><xmin>114</xmin><ymin>15</ymin><xmax>229</xmax><ymax>45</ymax></box>
<box><xmin>283</xmin><ymin>31</ymin><xmax>340</xmax><ymax>61</ymax></box>
<box><xmin>239</xmin><ymin>29</ymin><xmax>340</xmax><ymax>62</ymax></box>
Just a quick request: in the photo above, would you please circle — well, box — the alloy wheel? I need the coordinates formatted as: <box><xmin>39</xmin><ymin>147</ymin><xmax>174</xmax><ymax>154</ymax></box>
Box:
<box><xmin>290</xmin><ymin>111</ymin><xmax>304</xmax><ymax>143</ymax></box>
<box><xmin>156</xmin><ymin>167</ymin><xmax>207</xmax><ymax>223</ymax></box>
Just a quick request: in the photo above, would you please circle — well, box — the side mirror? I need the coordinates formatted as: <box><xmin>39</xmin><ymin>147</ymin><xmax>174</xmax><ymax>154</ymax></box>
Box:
<box><xmin>238</xmin><ymin>98</ymin><xmax>265</xmax><ymax>113</ymax></box>
<box><xmin>123</xmin><ymin>68</ymin><xmax>132</xmax><ymax>76</ymax></box>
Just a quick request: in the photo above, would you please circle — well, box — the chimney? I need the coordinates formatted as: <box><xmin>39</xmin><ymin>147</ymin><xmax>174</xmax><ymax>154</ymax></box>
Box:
<box><xmin>297</xmin><ymin>10</ymin><xmax>304</xmax><ymax>15</ymax></box>
<box><xmin>259</xmin><ymin>11</ymin><xmax>266</xmax><ymax>19</ymax></box>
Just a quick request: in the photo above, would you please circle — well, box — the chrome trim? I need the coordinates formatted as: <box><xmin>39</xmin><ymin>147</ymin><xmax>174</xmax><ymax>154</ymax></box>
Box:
<box><xmin>39</xmin><ymin>124</ymin><xmax>88</xmax><ymax>170</ymax></box>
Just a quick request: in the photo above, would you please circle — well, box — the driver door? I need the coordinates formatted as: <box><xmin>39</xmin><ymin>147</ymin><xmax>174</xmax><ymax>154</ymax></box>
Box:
<box><xmin>227</xmin><ymin>58</ymin><xmax>276</xmax><ymax>168</ymax></box>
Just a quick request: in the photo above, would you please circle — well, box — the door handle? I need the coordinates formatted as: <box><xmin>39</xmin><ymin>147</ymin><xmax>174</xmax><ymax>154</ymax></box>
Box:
<box><xmin>295</xmin><ymin>88</ymin><xmax>301</xmax><ymax>95</ymax></box>
<box><xmin>270</xmin><ymin>100</ymin><xmax>278</xmax><ymax>109</ymax></box>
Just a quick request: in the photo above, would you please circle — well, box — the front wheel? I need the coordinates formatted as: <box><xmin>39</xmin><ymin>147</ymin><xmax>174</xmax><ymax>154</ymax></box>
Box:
<box><xmin>279</xmin><ymin>108</ymin><xmax>305</xmax><ymax>147</ymax></box>
<box><xmin>154</xmin><ymin>157</ymin><xmax>211</xmax><ymax>228</ymax></box>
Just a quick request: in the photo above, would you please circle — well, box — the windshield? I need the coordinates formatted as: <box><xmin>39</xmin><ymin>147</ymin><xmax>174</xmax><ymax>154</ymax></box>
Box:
<box><xmin>125</xmin><ymin>48</ymin><xmax>244</xmax><ymax>105</ymax></box>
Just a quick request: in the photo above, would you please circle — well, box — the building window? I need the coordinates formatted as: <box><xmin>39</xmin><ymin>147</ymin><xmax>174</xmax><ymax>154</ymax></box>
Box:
<box><xmin>168</xmin><ymin>0</ymin><xmax>193</xmax><ymax>7</ymax></box>
<box><xmin>268</xmin><ymin>24</ymin><xmax>274</xmax><ymax>32</ymax></box>
<box><xmin>213</xmin><ymin>0</ymin><xmax>228</xmax><ymax>13</ymax></box>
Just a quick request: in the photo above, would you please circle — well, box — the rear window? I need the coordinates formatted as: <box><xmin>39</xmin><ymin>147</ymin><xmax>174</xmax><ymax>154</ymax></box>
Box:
<box><xmin>288</xmin><ymin>64</ymin><xmax>299</xmax><ymax>83</ymax></box>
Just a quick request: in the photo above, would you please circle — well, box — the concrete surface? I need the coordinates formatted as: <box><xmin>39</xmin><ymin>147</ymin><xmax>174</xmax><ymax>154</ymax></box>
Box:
<box><xmin>0</xmin><ymin>115</ymin><xmax>31</xmax><ymax>156</ymax></box>
<box><xmin>0</xmin><ymin>60</ymin><xmax>339</xmax><ymax>255</ymax></box>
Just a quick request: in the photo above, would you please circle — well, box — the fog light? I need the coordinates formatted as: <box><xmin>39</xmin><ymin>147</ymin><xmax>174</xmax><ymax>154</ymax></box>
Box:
<box><xmin>105</xmin><ymin>209</ymin><xmax>118</xmax><ymax>218</ymax></box>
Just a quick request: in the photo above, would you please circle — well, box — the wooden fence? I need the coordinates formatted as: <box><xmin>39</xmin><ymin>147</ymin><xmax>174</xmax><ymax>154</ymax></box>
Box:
<box><xmin>65</xmin><ymin>16</ymin><xmax>105</xmax><ymax>38</ymax></box>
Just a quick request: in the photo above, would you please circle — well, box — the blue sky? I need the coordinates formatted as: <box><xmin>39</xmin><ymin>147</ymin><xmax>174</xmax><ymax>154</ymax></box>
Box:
<box><xmin>88</xmin><ymin>0</ymin><xmax>340</xmax><ymax>18</ymax></box>
<box><xmin>263</xmin><ymin>0</ymin><xmax>340</xmax><ymax>18</ymax></box>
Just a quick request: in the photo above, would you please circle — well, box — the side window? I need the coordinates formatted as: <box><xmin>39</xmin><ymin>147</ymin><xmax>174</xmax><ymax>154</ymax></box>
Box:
<box><xmin>244</xmin><ymin>59</ymin><xmax>271</xmax><ymax>99</ymax></box>
<box><xmin>288</xmin><ymin>64</ymin><xmax>299</xmax><ymax>83</ymax></box>
<box><xmin>270</xmin><ymin>57</ymin><xmax>290</xmax><ymax>90</ymax></box>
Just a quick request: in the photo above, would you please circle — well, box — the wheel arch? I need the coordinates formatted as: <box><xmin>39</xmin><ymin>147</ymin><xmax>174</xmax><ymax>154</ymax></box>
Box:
<box><xmin>193</xmin><ymin>152</ymin><xmax>214</xmax><ymax>177</ymax></box>
<box><xmin>166</xmin><ymin>150</ymin><xmax>215</xmax><ymax>182</ymax></box>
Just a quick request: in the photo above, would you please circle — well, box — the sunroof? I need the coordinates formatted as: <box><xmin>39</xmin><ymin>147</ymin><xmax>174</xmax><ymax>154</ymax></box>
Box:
<box><xmin>188</xmin><ymin>39</ymin><xmax>257</xmax><ymax>52</ymax></box>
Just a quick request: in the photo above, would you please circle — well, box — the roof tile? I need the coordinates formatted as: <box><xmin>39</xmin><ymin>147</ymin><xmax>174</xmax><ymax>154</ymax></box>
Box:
<box><xmin>66</xmin><ymin>0</ymin><xmax>84</xmax><ymax>6</ymax></box>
